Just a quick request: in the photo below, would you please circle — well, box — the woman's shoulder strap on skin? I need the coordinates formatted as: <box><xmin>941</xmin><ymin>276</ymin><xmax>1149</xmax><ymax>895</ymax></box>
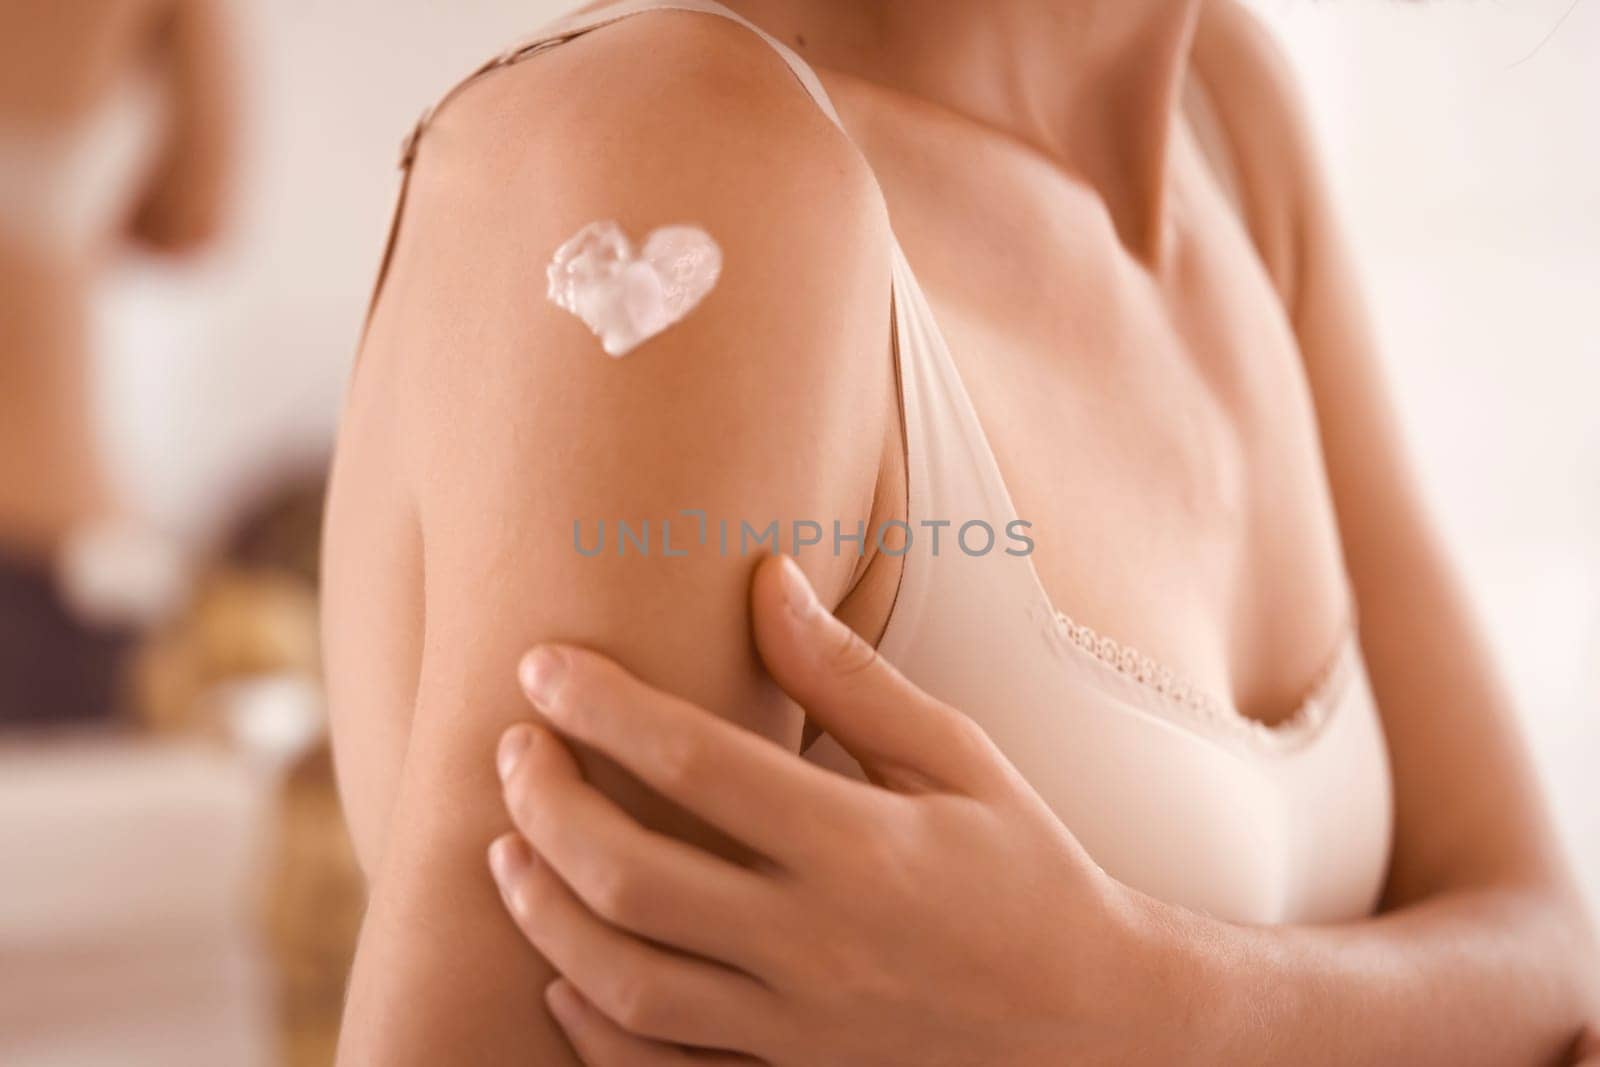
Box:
<box><xmin>398</xmin><ymin>0</ymin><xmax>849</xmax><ymax>170</ymax></box>
<box><xmin>361</xmin><ymin>0</ymin><xmax>879</xmax><ymax>354</ymax></box>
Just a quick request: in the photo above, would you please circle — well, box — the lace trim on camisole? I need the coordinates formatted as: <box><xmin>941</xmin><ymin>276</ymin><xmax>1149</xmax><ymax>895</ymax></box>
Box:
<box><xmin>1030</xmin><ymin>595</ymin><xmax>1359</xmax><ymax>752</ymax></box>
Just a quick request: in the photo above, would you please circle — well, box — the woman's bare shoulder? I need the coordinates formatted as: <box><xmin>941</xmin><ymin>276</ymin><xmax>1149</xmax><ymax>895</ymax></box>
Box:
<box><xmin>1191</xmin><ymin>0</ymin><xmax>1330</xmax><ymax>298</ymax></box>
<box><xmin>410</xmin><ymin>8</ymin><xmax>880</xmax><ymax>229</ymax></box>
<box><xmin>1193</xmin><ymin>0</ymin><xmax>1323</xmax><ymax>175</ymax></box>
<box><xmin>350</xmin><ymin>5</ymin><xmax>897</xmax><ymax>599</ymax></box>
<box><xmin>368</xmin><ymin>4</ymin><xmax>891</xmax><ymax>382</ymax></box>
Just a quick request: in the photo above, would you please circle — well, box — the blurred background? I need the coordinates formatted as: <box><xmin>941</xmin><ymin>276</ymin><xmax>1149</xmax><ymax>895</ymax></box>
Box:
<box><xmin>0</xmin><ymin>0</ymin><xmax>1594</xmax><ymax>1064</ymax></box>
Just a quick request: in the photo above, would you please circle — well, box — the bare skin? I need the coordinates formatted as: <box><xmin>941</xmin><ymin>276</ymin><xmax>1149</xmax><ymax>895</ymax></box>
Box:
<box><xmin>0</xmin><ymin>0</ymin><xmax>233</xmax><ymax>561</ymax></box>
<box><xmin>325</xmin><ymin>1</ymin><xmax>1598</xmax><ymax>1062</ymax></box>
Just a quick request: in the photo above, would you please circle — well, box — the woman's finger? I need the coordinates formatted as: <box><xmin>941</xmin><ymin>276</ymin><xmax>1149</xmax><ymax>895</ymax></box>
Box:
<box><xmin>546</xmin><ymin>979</ymin><xmax>765</xmax><ymax>1067</ymax></box>
<box><xmin>498</xmin><ymin>720</ymin><xmax>782</xmax><ymax>970</ymax></box>
<box><xmin>490</xmin><ymin>834</ymin><xmax>777</xmax><ymax>1053</ymax></box>
<box><xmin>751</xmin><ymin>554</ymin><xmax>1008</xmax><ymax>797</ymax></box>
<box><xmin>516</xmin><ymin>643</ymin><xmax>882</xmax><ymax>867</ymax></box>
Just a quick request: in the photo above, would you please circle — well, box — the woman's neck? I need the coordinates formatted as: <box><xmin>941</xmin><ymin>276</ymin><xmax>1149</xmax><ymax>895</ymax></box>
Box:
<box><xmin>722</xmin><ymin>0</ymin><xmax>1204</xmax><ymax>261</ymax></box>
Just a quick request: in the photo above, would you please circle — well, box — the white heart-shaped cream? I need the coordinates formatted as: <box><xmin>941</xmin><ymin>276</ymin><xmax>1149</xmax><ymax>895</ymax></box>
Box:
<box><xmin>546</xmin><ymin>220</ymin><xmax>723</xmax><ymax>357</ymax></box>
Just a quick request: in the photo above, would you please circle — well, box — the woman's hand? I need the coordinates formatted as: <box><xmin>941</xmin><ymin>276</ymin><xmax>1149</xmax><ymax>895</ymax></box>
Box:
<box><xmin>487</xmin><ymin>554</ymin><xmax>1192</xmax><ymax>1066</ymax></box>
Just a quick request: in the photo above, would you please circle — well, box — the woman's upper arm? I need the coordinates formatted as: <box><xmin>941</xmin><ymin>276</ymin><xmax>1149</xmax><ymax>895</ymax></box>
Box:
<box><xmin>336</xmin><ymin>22</ymin><xmax>892</xmax><ymax>1064</ymax></box>
<box><xmin>1205</xmin><ymin>4</ymin><xmax>1580</xmax><ymax>909</ymax></box>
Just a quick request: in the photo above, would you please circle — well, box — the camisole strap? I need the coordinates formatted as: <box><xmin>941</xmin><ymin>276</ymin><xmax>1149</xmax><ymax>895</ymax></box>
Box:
<box><xmin>393</xmin><ymin>0</ymin><xmax>853</xmax><ymax>176</ymax></box>
<box><xmin>361</xmin><ymin>0</ymin><xmax>865</xmax><ymax>345</ymax></box>
<box><xmin>1182</xmin><ymin>72</ymin><xmax>1247</xmax><ymax>219</ymax></box>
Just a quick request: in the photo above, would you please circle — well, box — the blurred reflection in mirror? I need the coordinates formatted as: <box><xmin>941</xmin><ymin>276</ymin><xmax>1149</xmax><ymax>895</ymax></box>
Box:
<box><xmin>0</xmin><ymin>0</ymin><xmax>235</xmax><ymax>729</ymax></box>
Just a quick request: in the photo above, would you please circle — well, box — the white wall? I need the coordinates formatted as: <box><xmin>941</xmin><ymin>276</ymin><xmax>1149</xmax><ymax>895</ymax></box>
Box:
<box><xmin>99</xmin><ymin>0</ymin><xmax>1599</xmax><ymax>903</ymax></box>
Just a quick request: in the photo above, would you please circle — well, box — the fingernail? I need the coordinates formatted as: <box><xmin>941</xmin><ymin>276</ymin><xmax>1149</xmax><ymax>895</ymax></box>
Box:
<box><xmin>488</xmin><ymin>833</ymin><xmax>530</xmax><ymax>885</ymax></box>
<box><xmin>545</xmin><ymin>978</ymin><xmax>579</xmax><ymax>1023</ymax></box>
<box><xmin>498</xmin><ymin>724</ymin><xmax>533</xmax><ymax>782</ymax></box>
<box><xmin>778</xmin><ymin>554</ymin><xmax>818</xmax><ymax>619</ymax></box>
<box><xmin>519</xmin><ymin>646</ymin><xmax>567</xmax><ymax>706</ymax></box>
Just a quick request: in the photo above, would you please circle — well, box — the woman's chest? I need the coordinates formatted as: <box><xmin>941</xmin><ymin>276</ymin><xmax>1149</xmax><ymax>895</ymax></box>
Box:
<box><xmin>836</xmin><ymin>88</ymin><xmax>1351</xmax><ymax>719</ymax></box>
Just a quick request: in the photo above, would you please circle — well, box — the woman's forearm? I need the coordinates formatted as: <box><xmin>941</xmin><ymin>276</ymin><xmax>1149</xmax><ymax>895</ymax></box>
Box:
<box><xmin>1175</xmin><ymin>883</ymin><xmax>1598</xmax><ymax>1064</ymax></box>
